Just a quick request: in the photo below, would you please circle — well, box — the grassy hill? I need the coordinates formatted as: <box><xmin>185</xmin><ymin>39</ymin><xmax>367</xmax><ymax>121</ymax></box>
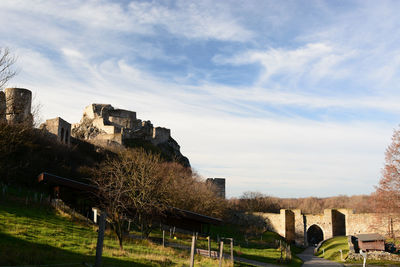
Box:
<box><xmin>0</xmin><ymin>187</ymin><xmax>305</xmax><ymax>266</ymax></box>
<box><xmin>0</xmin><ymin>193</ymin><xmax>229</xmax><ymax>266</ymax></box>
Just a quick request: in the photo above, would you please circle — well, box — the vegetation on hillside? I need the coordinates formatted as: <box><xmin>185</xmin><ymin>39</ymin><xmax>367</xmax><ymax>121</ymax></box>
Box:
<box><xmin>229</xmin><ymin>191</ymin><xmax>375</xmax><ymax>214</ymax></box>
<box><xmin>0</xmin><ymin>192</ymin><xmax>233</xmax><ymax>266</ymax></box>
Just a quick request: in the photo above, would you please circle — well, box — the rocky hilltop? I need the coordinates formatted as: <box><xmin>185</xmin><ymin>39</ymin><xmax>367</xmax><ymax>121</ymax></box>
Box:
<box><xmin>71</xmin><ymin>104</ymin><xmax>190</xmax><ymax>167</ymax></box>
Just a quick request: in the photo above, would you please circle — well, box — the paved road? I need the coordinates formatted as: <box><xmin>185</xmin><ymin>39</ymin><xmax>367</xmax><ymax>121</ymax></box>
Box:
<box><xmin>298</xmin><ymin>247</ymin><xmax>344</xmax><ymax>267</ymax></box>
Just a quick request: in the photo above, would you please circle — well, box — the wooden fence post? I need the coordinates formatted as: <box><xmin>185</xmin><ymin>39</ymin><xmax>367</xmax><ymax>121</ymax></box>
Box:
<box><xmin>208</xmin><ymin>236</ymin><xmax>211</xmax><ymax>257</ymax></box>
<box><xmin>162</xmin><ymin>230</ymin><xmax>165</xmax><ymax>247</ymax></box>
<box><xmin>190</xmin><ymin>235</ymin><xmax>196</xmax><ymax>267</ymax></box>
<box><xmin>219</xmin><ymin>241</ymin><xmax>224</xmax><ymax>267</ymax></box>
<box><xmin>94</xmin><ymin>211</ymin><xmax>106</xmax><ymax>267</ymax></box>
<box><xmin>230</xmin><ymin>238</ymin><xmax>234</xmax><ymax>264</ymax></box>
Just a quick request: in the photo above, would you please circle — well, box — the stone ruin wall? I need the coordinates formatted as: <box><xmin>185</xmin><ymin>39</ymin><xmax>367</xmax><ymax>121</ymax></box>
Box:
<box><xmin>346</xmin><ymin>212</ymin><xmax>400</xmax><ymax>237</ymax></box>
<box><xmin>78</xmin><ymin>104</ymin><xmax>171</xmax><ymax>147</ymax></box>
<box><xmin>259</xmin><ymin>208</ymin><xmax>400</xmax><ymax>246</ymax></box>
<box><xmin>152</xmin><ymin>127</ymin><xmax>171</xmax><ymax>145</ymax></box>
<box><xmin>256</xmin><ymin>212</ymin><xmax>283</xmax><ymax>236</ymax></box>
<box><xmin>41</xmin><ymin>117</ymin><xmax>72</xmax><ymax>145</ymax></box>
<box><xmin>0</xmin><ymin>88</ymin><xmax>33</xmax><ymax>125</ymax></box>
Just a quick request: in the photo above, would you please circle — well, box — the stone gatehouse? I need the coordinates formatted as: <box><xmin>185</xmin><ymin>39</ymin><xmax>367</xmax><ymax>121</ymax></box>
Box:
<box><xmin>257</xmin><ymin>209</ymin><xmax>400</xmax><ymax>246</ymax></box>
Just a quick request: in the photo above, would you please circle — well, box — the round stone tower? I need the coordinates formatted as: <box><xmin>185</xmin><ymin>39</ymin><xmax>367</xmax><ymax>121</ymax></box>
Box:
<box><xmin>5</xmin><ymin>87</ymin><xmax>32</xmax><ymax>125</ymax></box>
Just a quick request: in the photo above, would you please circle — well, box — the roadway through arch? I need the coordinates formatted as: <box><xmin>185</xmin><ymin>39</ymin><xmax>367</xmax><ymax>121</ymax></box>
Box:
<box><xmin>307</xmin><ymin>224</ymin><xmax>324</xmax><ymax>246</ymax></box>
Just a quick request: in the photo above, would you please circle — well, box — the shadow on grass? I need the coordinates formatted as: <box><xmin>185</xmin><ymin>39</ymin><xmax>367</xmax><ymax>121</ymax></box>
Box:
<box><xmin>0</xmin><ymin>232</ymin><xmax>157</xmax><ymax>267</ymax></box>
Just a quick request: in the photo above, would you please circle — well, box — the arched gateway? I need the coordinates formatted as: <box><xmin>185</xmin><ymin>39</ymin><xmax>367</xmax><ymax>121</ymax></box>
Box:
<box><xmin>258</xmin><ymin>208</ymin><xmax>351</xmax><ymax>246</ymax></box>
<box><xmin>307</xmin><ymin>224</ymin><xmax>324</xmax><ymax>246</ymax></box>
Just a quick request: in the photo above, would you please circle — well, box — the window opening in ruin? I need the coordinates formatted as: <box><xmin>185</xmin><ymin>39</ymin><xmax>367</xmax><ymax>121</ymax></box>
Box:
<box><xmin>60</xmin><ymin>127</ymin><xmax>64</xmax><ymax>142</ymax></box>
<box><xmin>65</xmin><ymin>130</ymin><xmax>69</xmax><ymax>144</ymax></box>
<box><xmin>307</xmin><ymin>224</ymin><xmax>323</xmax><ymax>246</ymax></box>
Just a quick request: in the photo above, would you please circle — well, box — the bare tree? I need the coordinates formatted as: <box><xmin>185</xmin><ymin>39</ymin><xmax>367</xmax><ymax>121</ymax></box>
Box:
<box><xmin>374</xmin><ymin>126</ymin><xmax>400</xmax><ymax>238</ymax></box>
<box><xmin>93</xmin><ymin>148</ymin><xmax>170</xmax><ymax>248</ymax></box>
<box><xmin>0</xmin><ymin>48</ymin><xmax>16</xmax><ymax>88</ymax></box>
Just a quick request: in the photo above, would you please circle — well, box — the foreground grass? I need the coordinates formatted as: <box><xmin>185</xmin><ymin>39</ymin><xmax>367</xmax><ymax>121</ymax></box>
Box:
<box><xmin>0</xmin><ymin>187</ymin><xmax>301</xmax><ymax>266</ymax></box>
<box><xmin>316</xmin><ymin>236</ymin><xmax>400</xmax><ymax>266</ymax></box>
<box><xmin>316</xmin><ymin>236</ymin><xmax>349</xmax><ymax>262</ymax></box>
<box><xmin>147</xmin><ymin>226</ymin><xmax>302</xmax><ymax>266</ymax></box>
<box><xmin>0</xmin><ymin>197</ymin><xmax>230</xmax><ymax>266</ymax></box>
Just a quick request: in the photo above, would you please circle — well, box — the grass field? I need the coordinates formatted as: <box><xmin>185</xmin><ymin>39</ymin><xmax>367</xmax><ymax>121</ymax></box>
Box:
<box><xmin>0</xmin><ymin>188</ymin><xmax>302</xmax><ymax>266</ymax></box>
<box><xmin>0</xmin><ymin>196</ymin><xmax>233</xmax><ymax>266</ymax></box>
<box><xmin>316</xmin><ymin>236</ymin><xmax>400</xmax><ymax>266</ymax></box>
<box><xmin>315</xmin><ymin>236</ymin><xmax>349</xmax><ymax>262</ymax></box>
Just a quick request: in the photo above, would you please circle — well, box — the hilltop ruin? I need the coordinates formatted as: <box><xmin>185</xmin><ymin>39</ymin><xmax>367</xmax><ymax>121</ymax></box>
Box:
<box><xmin>71</xmin><ymin>103</ymin><xmax>190</xmax><ymax>166</ymax></box>
<box><xmin>0</xmin><ymin>88</ymin><xmax>189</xmax><ymax>167</ymax></box>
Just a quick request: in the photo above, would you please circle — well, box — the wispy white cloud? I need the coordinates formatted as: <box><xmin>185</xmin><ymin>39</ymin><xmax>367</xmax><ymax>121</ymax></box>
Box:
<box><xmin>0</xmin><ymin>0</ymin><xmax>253</xmax><ymax>42</ymax></box>
<box><xmin>213</xmin><ymin>43</ymin><xmax>357</xmax><ymax>86</ymax></box>
<box><xmin>3</xmin><ymin>0</ymin><xmax>400</xmax><ymax>198</ymax></box>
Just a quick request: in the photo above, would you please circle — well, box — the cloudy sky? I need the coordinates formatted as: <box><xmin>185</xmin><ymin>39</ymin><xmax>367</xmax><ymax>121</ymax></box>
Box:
<box><xmin>1</xmin><ymin>0</ymin><xmax>399</xmax><ymax>198</ymax></box>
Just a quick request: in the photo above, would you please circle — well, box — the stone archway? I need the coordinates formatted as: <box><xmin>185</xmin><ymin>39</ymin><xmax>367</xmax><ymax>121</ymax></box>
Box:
<box><xmin>307</xmin><ymin>224</ymin><xmax>324</xmax><ymax>246</ymax></box>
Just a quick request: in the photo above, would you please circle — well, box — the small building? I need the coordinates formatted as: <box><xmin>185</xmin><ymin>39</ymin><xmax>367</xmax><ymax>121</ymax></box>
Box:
<box><xmin>357</xmin><ymin>233</ymin><xmax>385</xmax><ymax>251</ymax></box>
<box><xmin>41</xmin><ymin>117</ymin><xmax>72</xmax><ymax>145</ymax></box>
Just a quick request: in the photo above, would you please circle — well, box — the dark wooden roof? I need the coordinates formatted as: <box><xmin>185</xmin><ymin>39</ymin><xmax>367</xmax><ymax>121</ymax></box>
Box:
<box><xmin>357</xmin><ymin>233</ymin><xmax>385</xmax><ymax>241</ymax></box>
<box><xmin>38</xmin><ymin>172</ymin><xmax>97</xmax><ymax>193</ymax></box>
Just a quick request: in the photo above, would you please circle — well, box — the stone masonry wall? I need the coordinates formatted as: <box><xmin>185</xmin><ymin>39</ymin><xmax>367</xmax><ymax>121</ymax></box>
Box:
<box><xmin>42</xmin><ymin>117</ymin><xmax>72</xmax><ymax>145</ymax></box>
<box><xmin>293</xmin><ymin>209</ymin><xmax>305</xmax><ymax>245</ymax></box>
<box><xmin>4</xmin><ymin>88</ymin><xmax>32</xmax><ymax>125</ymax></box>
<box><xmin>260</xmin><ymin>209</ymin><xmax>400</xmax><ymax>247</ymax></box>
<box><xmin>257</xmin><ymin>212</ymin><xmax>283</xmax><ymax>236</ymax></box>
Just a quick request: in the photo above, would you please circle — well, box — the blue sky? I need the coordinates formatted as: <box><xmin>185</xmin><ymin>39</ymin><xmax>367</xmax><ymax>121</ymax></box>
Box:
<box><xmin>1</xmin><ymin>0</ymin><xmax>400</xmax><ymax>198</ymax></box>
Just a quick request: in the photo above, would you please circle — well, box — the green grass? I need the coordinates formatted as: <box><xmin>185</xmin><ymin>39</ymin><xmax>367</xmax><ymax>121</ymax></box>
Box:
<box><xmin>0</xmin><ymin>197</ymin><xmax>231</xmax><ymax>266</ymax></box>
<box><xmin>316</xmin><ymin>236</ymin><xmax>349</xmax><ymax>262</ymax></box>
<box><xmin>0</xmin><ymin>187</ymin><xmax>302</xmax><ymax>266</ymax></box>
<box><xmin>146</xmin><ymin>227</ymin><xmax>302</xmax><ymax>266</ymax></box>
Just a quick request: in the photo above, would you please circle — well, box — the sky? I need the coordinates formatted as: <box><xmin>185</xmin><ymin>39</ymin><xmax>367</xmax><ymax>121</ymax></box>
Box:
<box><xmin>1</xmin><ymin>0</ymin><xmax>400</xmax><ymax>198</ymax></box>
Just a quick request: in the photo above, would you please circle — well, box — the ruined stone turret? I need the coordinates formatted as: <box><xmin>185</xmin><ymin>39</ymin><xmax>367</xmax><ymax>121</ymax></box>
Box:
<box><xmin>4</xmin><ymin>88</ymin><xmax>32</xmax><ymax>125</ymax></box>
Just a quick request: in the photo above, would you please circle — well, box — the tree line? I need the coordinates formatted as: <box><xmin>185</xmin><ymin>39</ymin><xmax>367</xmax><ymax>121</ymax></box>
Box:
<box><xmin>228</xmin><ymin>192</ymin><xmax>374</xmax><ymax>214</ymax></box>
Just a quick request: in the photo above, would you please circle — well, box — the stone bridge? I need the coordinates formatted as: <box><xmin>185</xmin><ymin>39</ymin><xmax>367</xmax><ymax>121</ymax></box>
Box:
<box><xmin>257</xmin><ymin>209</ymin><xmax>399</xmax><ymax>247</ymax></box>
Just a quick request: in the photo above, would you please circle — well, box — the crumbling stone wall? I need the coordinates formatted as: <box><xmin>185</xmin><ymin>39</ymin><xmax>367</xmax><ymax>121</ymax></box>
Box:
<box><xmin>3</xmin><ymin>88</ymin><xmax>32</xmax><ymax>125</ymax></box>
<box><xmin>72</xmin><ymin>103</ymin><xmax>190</xmax><ymax>166</ymax></box>
<box><xmin>41</xmin><ymin>117</ymin><xmax>71</xmax><ymax>145</ymax></box>
<box><xmin>152</xmin><ymin>127</ymin><xmax>171</xmax><ymax>145</ymax></box>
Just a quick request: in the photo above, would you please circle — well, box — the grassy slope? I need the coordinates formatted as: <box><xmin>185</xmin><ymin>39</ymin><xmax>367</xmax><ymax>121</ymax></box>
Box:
<box><xmin>150</xmin><ymin>224</ymin><xmax>303</xmax><ymax>267</ymax></box>
<box><xmin>0</xmin><ymin>188</ymin><xmax>301</xmax><ymax>266</ymax></box>
<box><xmin>316</xmin><ymin>236</ymin><xmax>400</xmax><ymax>266</ymax></box>
<box><xmin>0</xmin><ymin>197</ymin><xmax>231</xmax><ymax>266</ymax></box>
<box><xmin>316</xmin><ymin>236</ymin><xmax>349</xmax><ymax>262</ymax></box>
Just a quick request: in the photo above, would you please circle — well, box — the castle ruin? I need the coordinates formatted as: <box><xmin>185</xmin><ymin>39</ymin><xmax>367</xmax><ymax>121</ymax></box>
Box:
<box><xmin>258</xmin><ymin>209</ymin><xmax>400</xmax><ymax>247</ymax></box>
<box><xmin>71</xmin><ymin>103</ymin><xmax>190</xmax><ymax>166</ymax></box>
<box><xmin>0</xmin><ymin>88</ymin><xmax>189</xmax><ymax>166</ymax></box>
<box><xmin>0</xmin><ymin>88</ymin><xmax>33</xmax><ymax>125</ymax></box>
<box><xmin>40</xmin><ymin>117</ymin><xmax>72</xmax><ymax>145</ymax></box>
